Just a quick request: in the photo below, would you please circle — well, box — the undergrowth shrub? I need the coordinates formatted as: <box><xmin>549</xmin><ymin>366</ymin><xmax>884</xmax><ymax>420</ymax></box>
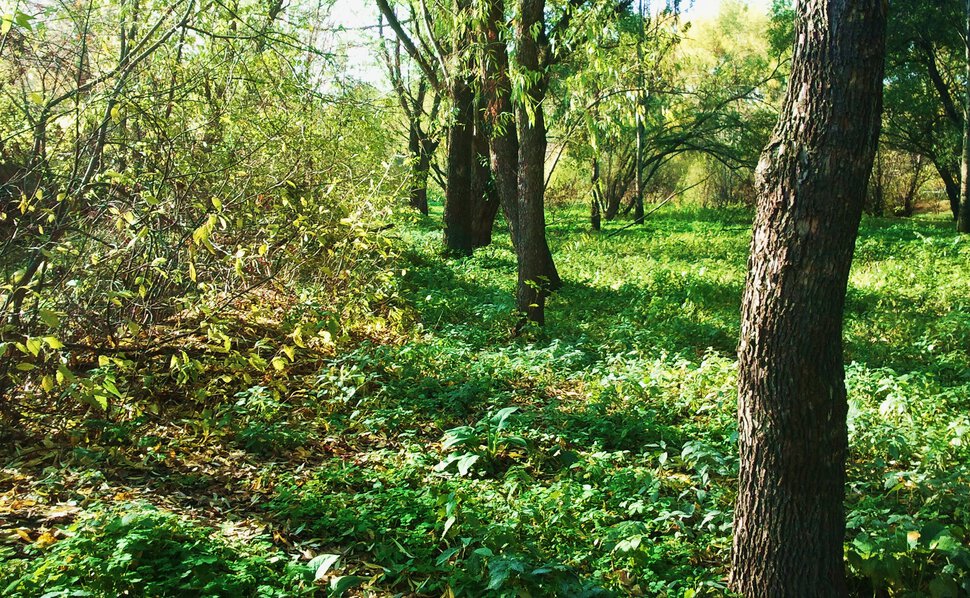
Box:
<box><xmin>1</xmin><ymin>503</ymin><xmax>310</xmax><ymax>597</ymax></box>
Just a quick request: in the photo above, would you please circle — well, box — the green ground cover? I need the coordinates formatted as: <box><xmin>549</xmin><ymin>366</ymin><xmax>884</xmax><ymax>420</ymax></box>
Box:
<box><xmin>3</xmin><ymin>206</ymin><xmax>969</xmax><ymax>597</ymax></box>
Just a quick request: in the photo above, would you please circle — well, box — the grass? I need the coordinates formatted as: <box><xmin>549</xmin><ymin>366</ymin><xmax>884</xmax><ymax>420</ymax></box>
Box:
<box><xmin>2</xmin><ymin>203</ymin><xmax>969</xmax><ymax>596</ymax></box>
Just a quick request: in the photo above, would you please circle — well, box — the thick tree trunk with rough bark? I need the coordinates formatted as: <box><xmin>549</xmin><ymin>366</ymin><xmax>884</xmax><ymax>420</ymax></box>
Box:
<box><xmin>731</xmin><ymin>0</ymin><xmax>887</xmax><ymax>595</ymax></box>
<box><xmin>512</xmin><ymin>0</ymin><xmax>561</xmax><ymax>325</ymax></box>
<box><xmin>480</xmin><ymin>0</ymin><xmax>560</xmax><ymax>324</ymax></box>
<box><xmin>443</xmin><ymin>79</ymin><xmax>476</xmax><ymax>255</ymax></box>
<box><xmin>481</xmin><ymin>0</ymin><xmax>520</xmax><ymax>246</ymax></box>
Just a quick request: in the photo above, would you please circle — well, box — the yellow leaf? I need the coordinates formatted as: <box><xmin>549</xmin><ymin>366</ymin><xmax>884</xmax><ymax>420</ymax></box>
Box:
<box><xmin>25</xmin><ymin>337</ymin><xmax>42</xmax><ymax>357</ymax></box>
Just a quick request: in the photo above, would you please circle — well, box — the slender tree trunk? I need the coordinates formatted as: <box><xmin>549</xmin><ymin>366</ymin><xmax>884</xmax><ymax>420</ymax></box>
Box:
<box><xmin>470</xmin><ymin>125</ymin><xmax>501</xmax><ymax>247</ymax></box>
<box><xmin>901</xmin><ymin>154</ymin><xmax>924</xmax><ymax>216</ymax></box>
<box><xmin>731</xmin><ymin>0</ymin><xmax>887</xmax><ymax>595</ymax></box>
<box><xmin>634</xmin><ymin>0</ymin><xmax>645</xmax><ymax>224</ymax></box>
<box><xmin>934</xmin><ymin>160</ymin><xmax>960</xmax><ymax>219</ymax></box>
<box><xmin>870</xmin><ymin>150</ymin><xmax>885</xmax><ymax>216</ymax></box>
<box><xmin>408</xmin><ymin>123</ymin><xmax>430</xmax><ymax>215</ymax></box>
<box><xmin>443</xmin><ymin>79</ymin><xmax>476</xmax><ymax>255</ymax></box>
<box><xmin>958</xmin><ymin>0</ymin><xmax>970</xmax><ymax>233</ymax></box>
<box><xmin>591</xmin><ymin>159</ymin><xmax>602</xmax><ymax>231</ymax></box>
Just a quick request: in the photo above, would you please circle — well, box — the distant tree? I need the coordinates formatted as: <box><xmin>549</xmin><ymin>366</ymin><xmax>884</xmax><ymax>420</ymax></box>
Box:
<box><xmin>556</xmin><ymin>2</ymin><xmax>782</xmax><ymax>227</ymax></box>
<box><xmin>731</xmin><ymin>0</ymin><xmax>887</xmax><ymax>596</ymax></box>
<box><xmin>378</xmin><ymin>23</ymin><xmax>442</xmax><ymax>215</ymax></box>
<box><xmin>376</xmin><ymin>0</ymin><xmax>500</xmax><ymax>254</ymax></box>
<box><xmin>873</xmin><ymin>0</ymin><xmax>963</xmax><ymax>218</ymax></box>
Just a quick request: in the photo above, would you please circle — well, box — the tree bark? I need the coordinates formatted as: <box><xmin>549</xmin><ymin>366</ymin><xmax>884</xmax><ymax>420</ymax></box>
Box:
<box><xmin>480</xmin><ymin>0</ymin><xmax>560</xmax><ymax>326</ymax></box>
<box><xmin>869</xmin><ymin>150</ymin><xmax>885</xmax><ymax>216</ymax></box>
<box><xmin>512</xmin><ymin>0</ymin><xmax>562</xmax><ymax>325</ymax></box>
<box><xmin>933</xmin><ymin>159</ymin><xmax>960</xmax><ymax>219</ymax></box>
<box><xmin>900</xmin><ymin>154</ymin><xmax>924</xmax><ymax>216</ymax></box>
<box><xmin>731</xmin><ymin>0</ymin><xmax>887</xmax><ymax>595</ymax></box>
<box><xmin>591</xmin><ymin>158</ymin><xmax>602</xmax><ymax>231</ymax></box>
<box><xmin>443</xmin><ymin>78</ymin><xmax>476</xmax><ymax>255</ymax></box>
<box><xmin>958</xmin><ymin>0</ymin><xmax>970</xmax><ymax>233</ymax></box>
<box><xmin>407</xmin><ymin>121</ymin><xmax>431</xmax><ymax>215</ymax></box>
<box><xmin>480</xmin><ymin>0</ymin><xmax>520</xmax><ymax>244</ymax></box>
<box><xmin>470</xmin><ymin>120</ymin><xmax>501</xmax><ymax>247</ymax></box>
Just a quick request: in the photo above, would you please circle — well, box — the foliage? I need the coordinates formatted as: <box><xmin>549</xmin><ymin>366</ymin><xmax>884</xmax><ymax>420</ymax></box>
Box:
<box><xmin>0</xmin><ymin>0</ymin><xmax>406</xmax><ymax>420</ymax></box>
<box><xmin>550</xmin><ymin>1</ymin><xmax>782</xmax><ymax>216</ymax></box>
<box><xmin>3</xmin><ymin>205</ymin><xmax>967</xmax><ymax>596</ymax></box>
<box><xmin>1</xmin><ymin>503</ymin><xmax>311</xmax><ymax>597</ymax></box>
<box><xmin>2</xmin><ymin>0</ymin><xmax>970</xmax><ymax>595</ymax></box>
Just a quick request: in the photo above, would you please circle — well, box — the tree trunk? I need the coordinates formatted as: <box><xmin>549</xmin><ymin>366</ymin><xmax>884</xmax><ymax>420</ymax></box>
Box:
<box><xmin>934</xmin><ymin>160</ymin><xmax>960</xmax><ymax>219</ymax></box>
<box><xmin>482</xmin><ymin>0</ymin><xmax>560</xmax><ymax>326</ymax></box>
<box><xmin>731</xmin><ymin>0</ymin><xmax>887</xmax><ymax>595</ymax></box>
<box><xmin>958</xmin><ymin>0</ymin><xmax>970</xmax><ymax>233</ymax></box>
<box><xmin>470</xmin><ymin>125</ymin><xmax>501</xmax><ymax>247</ymax></box>
<box><xmin>480</xmin><ymin>0</ymin><xmax>520</xmax><ymax>245</ymax></box>
<box><xmin>443</xmin><ymin>78</ymin><xmax>476</xmax><ymax>255</ymax></box>
<box><xmin>901</xmin><ymin>154</ymin><xmax>924</xmax><ymax>216</ymax></box>
<box><xmin>408</xmin><ymin>123</ymin><xmax>431</xmax><ymax>215</ymax></box>
<box><xmin>591</xmin><ymin>159</ymin><xmax>602</xmax><ymax>231</ymax></box>
<box><xmin>870</xmin><ymin>150</ymin><xmax>885</xmax><ymax>216</ymax></box>
<box><xmin>514</xmin><ymin>0</ymin><xmax>560</xmax><ymax>325</ymax></box>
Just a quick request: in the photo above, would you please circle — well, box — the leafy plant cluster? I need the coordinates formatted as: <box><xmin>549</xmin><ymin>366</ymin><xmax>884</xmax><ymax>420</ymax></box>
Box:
<box><xmin>0</xmin><ymin>0</ymin><xmax>407</xmax><ymax>426</ymax></box>
<box><xmin>1</xmin><ymin>503</ymin><xmax>311</xmax><ymax>597</ymax></box>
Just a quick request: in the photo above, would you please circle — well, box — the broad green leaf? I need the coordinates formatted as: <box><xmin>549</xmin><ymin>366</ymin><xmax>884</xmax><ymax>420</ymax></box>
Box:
<box><xmin>307</xmin><ymin>553</ymin><xmax>340</xmax><ymax>581</ymax></box>
<box><xmin>329</xmin><ymin>575</ymin><xmax>364</xmax><ymax>596</ymax></box>
<box><xmin>39</xmin><ymin>309</ymin><xmax>60</xmax><ymax>328</ymax></box>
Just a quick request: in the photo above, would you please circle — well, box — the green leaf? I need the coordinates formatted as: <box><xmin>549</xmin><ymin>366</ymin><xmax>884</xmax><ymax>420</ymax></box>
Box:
<box><xmin>329</xmin><ymin>575</ymin><xmax>364</xmax><ymax>596</ymax></box>
<box><xmin>101</xmin><ymin>379</ymin><xmax>124</xmax><ymax>399</ymax></box>
<box><xmin>39</xmin><ymin>309</ymin><xmax>60</xmax><ymax>328</ymax></box>
<box><xmin>441</xmin><ymin>426</ymin><xmax>476</xmax><ymax>451</ymax></box>
<box><xmin>307</xmin><ymin>553</ymin><xmax>340</xmax><ymax>581</ymax></box>
<box><xmin>489</xmin><ymin>406</ymin><xmax>518</xmax><ymax>431</ymax></box>
<box><xmin>456</xmin><ymin>453</ymin><xmax>479</xmax><ymax>476</ymax></box>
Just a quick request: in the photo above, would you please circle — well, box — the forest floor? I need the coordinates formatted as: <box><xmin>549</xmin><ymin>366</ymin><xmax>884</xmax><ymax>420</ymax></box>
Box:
<box><xmin>2</xmin><ymin>205</ymin><xmax>969</xmax><ymax>597</ymax></box>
